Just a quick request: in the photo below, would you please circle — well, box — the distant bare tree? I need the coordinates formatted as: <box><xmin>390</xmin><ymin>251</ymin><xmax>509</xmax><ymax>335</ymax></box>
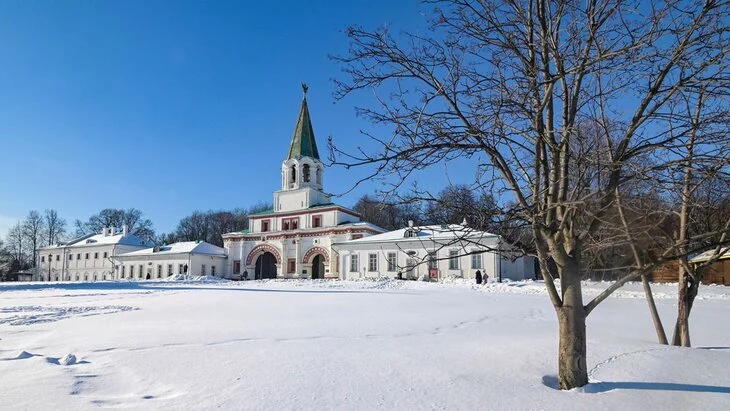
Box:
<box><xmin>5</xmin><ymin>223</ymin><xmax>28</xmax><ymax>267</ymax></box>
<box><xmin>22</xmin><ymin>211</ymin><xmax>45</xmax><ymax>267</ymax></box>
<box><xmin>174</xmin><ymin>204</ymin><xmax>271</xmax><ymax>246</ymax></box>
<box><xmin>75</xmin><ymin>208</ymin><xmax>156</xmax><ymax>243</ymax></box>
<box><xmin>333</xmin><ymin>0</ymin><xmax>729</xmax><ymax>389</ymax></box>
<box><xmin>44</xmin><ymin>209</ymin><xmax>66</xmax><ymax>246</ymax></box>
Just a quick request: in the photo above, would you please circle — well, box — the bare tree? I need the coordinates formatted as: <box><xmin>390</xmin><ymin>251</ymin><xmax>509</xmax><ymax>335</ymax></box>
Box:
<box><xmin>5</xmin><ymin>222</ymin><xmax>27</xmax><ymax>267</ymax></box>
<box><xmin>75</xmin><ymin>208</ymin><xmax>156</xmax><ymax>243</ymax></box>
<box><xmin>44</xmin><ymin>209</ymin><xmax>66</xmax><ymax>246</ymax></box>
<box><xmin>22</xmin><ymin>211</ymin><xmax>45</xmax><ymax>267</ymax></box>
<box><xmin>332</xmin><ymin>0</ymin><xmax>729</xmax><ymax>389</ymax></box>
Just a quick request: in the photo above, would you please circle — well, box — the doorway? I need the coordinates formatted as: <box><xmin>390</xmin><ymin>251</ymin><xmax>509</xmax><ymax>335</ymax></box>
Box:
<box><xmin>312</xmin><ymin>255</ymin><xmax>325</xmax><ymax>279</ymax></box>
<box><xmin>255</xmin><ymin>252</ymin><xmax>278</xmax><ymax>279</ymax></box>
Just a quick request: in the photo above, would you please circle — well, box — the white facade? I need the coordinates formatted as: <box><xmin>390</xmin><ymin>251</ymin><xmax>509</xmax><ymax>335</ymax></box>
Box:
<box><xmin>222</xmin><ymin>89</ymin><xmax>384</xmax><ymax>279</ymax></box>
<box><xmin>37</xmin><ymin>226</ymin><xmax>147</xmax><ymax>282</ymax></box>
<box><xmin>334</xmin><ymin>224</ymin><xmax>536</xmax><ymax>282</ymax></box>
<box><xmin>113</xmin><ymin>241</ymin><xmax>228</xmax><ymax>280</ymax></box>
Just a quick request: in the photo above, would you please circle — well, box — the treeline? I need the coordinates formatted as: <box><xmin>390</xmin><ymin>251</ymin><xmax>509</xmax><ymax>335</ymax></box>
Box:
<box><xmin>1</xmin><ymin>209</ymin><xmax>67</xmax><ymax>280</ymax></box>
<box><xmin>156</xmin><ymin>202</ymin><xmax>271</xmax><ymax>247</ymax></box>
<box><xmin>352</xmin><ymin>184</ymin><xmax>501</xmax><ymax>233</ymax></box>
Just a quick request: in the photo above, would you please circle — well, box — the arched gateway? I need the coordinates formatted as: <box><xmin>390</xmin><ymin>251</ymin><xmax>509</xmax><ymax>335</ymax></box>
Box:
<box><xmin>255</xmin><ymin>252</ymin><xmax>278</xmax><ymax>279</ymax></box>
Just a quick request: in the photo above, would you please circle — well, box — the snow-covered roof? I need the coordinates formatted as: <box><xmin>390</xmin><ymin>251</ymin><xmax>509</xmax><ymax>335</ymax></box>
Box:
<box><xmin>689</xmin><ymin>247</ymin><xmax>730</xmax><ymax>263</ymax></box>
<box><xmin>39</xmin><ymin>231</ymin><xmax>147</xmax><ymax>250</ymax></box>
<box><xmin>335</xmin><ymin>224</ymin><xmax>498</xmax><ymax>246</ymax></box>
<box><xmin>115</xmin><ymin>241</ymin><xmax>227</xmax><ymax>258</ymax></box>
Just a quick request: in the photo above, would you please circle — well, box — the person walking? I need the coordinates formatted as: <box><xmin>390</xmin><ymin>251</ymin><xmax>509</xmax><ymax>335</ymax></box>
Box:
<box><xmin>475</xmin><ymin>270</ymin><xmax>483</xmax><ymax>285</ymax></box>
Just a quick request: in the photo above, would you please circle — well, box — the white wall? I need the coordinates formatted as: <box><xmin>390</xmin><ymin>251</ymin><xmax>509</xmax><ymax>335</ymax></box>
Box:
<box><xmin>38</xmin><ymin>243</ymin><xmax>146</xmax><ymax>281</ymax></box>
<box><xmin>114</xmin><ymin>254</ymin><xmax>228</xmax><ymax>279</ymax></box>
<box><xmin>336</xmin><ymin>238</ymin><xmax>535</xmax><ymax>282</ymax></box>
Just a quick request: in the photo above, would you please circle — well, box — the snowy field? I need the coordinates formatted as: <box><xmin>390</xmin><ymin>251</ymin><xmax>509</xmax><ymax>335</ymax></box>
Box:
<box><xmin>1</xmin><ymin>278</ymin><xmax>728</xmax><ymax>410</ymax></box>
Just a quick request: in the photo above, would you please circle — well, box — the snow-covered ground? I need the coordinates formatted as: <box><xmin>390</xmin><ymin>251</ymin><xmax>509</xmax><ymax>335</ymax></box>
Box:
<box><xmin>1</xmin><ymin>278</ymin><xmax>728</xmax><ymax>410</ymax></box>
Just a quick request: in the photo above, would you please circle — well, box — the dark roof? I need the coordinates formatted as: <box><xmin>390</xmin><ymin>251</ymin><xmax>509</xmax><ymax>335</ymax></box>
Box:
<box><xmin>287</xmin><ymin>88</ymin><xmax>320</xmax><ymax>160</ymax></box>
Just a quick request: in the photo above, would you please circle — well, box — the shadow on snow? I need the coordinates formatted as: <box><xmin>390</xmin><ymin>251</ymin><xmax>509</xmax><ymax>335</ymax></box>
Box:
<box><xmin>542</xmin><ymin>375</ymin><xmax>730</xmax><ymax>394</ymax></box>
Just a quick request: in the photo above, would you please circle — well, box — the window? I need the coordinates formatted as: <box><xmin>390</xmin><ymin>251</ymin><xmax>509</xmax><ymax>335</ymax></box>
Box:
<box><xmin>312</xmin><ymin>215</ymin><xmax>322</xmax><ymax>228</ymax></box>
<box><xmin>387</xmin><ymin>253</ymin><xmax>396</xmax><ymax>272</ymax></box>
<box><xmin>282</xmin><ymin>218</ymin><xmax>299</xmax><ymax>231</ymax></box>
<box><xmin>368</xmin><ymin>254</ymin><xmax>378</xmax><ymax>272</ymax></box>
<box><xmin>211</xmin><ymin>266</ymin><xmax>216</xmax><ymax>276</ymax></box>
<box><xmin>68</xmin><ymin>254</ymin><xmax>72</xmax><ymax>260</ymax></box>
<box><xmin>350</xmin><ymin>255</ymin><xmax>359</xmax><ymax>272</ymax></box>
<box><xmin>290</xmin><ymin>165</ymin><xmax>297</xmax><ymax>183</ymax></box>
<box><xmin>130</xmin><ymin>265</ymin><xmax>134</xmax><ymax>277</ymax></box>
<box><xmin>94</xmin><ymin>252</ymin><xmax>98</xmax><ymax>259</ymax></box>
<box><xmin>41</xmin><ymin>256</ymin><xmax>45</xmax><ymax>262</ymax></box>
<box><xmin>157</xmin><ymin>264</ymin><xmax>162</xmax><ymax>278</ymax></box>
<box><xmin>288</xmin><ymin>258</ymin><xmax>296</xmax><ymax>273</ymax></box>
<box><xmin>77</xmin><ymin>253</ymin><xmax>81</xmax><ymax>260</ymax></box>
<box><xmin>121</xmin><ymin>266</ymin><xmax>126</xmax><ymax>278</ymax></box>
<box><xmin>449</xmin><ymin>250</ymin><xmax>459</xmax><ymax>270</ymax></box>
<box><xmin>139</xmin><ymin>265</ymin><xmax>143</xmax><ymax>278</ymax></box>
<box><xmin>103</xmin><ymin>252</ymin><xmax>108</xmax><ymax>258</ymax></box>
<box><xmin>85</xmin><ymin>253</ymin><xmax>89</xmax><ymax>260</ymax></box>
<box><xmin>201</xmin><ymin>264</ymin><xmax>206</xmax><ymax>276</ymax></box>
<box><xmin>303</xmin><ymin>164</ymin><xmax>311</xmax><ymax>182</ymax></box>
<box><xmin>233</xmin><ymin>260</ymin><xmax>241</xmax><ymax>275</ymax></box>
<box><xmin>167</xmin><ymin>264</ymin><xmax>173</xmax><ymax>276</ymax></box>
<box><xmin>471</xmin><ymin>252</ymin><xmax>483</xmax><ymax>269</ymax></box>
<box><xmin>56</xmin><ymin>255</ymin><xmax>60</xmax><ymax>261</ymax></box>
<box><xmin>179</xmin><ymin>264</ymin><xmax>184</xmax><ymax>274</ymax></box>
<box><xmin>404</xmin><ymin>229</ymin><xmax>416</xmax><ymax>238</ymax></box>
<box><xmin>262</xmin><ymin>220</ymin><xmax>270</xmax><ymax>232</ymax></box>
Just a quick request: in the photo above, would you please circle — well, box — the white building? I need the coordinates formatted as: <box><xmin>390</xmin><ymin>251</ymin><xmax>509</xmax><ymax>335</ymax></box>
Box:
<box><xmin>222</xmin><ymin>86</ymin><xmax>384</xmax><ymax>280</ymax></box>
<box><xmin>37</xmin><ymin>226</ymin><xmax>147</xmax><ymax>282</ymax></box>
<box><xmin>113</xmin><ymin>241</ymin><xmax>227</xmax><ymax>280</ymax></box>
<box><xmin>334</xmin><ymin>223</ymin><xmax>536</xmax><ymax>282</ymax></box>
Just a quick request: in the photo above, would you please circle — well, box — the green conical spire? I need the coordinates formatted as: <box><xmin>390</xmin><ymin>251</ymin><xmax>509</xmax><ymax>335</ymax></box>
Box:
<box><xmin>287</xmin><ymin>83</ymin><xmax>320</xmax><ymax>160</ymax></box>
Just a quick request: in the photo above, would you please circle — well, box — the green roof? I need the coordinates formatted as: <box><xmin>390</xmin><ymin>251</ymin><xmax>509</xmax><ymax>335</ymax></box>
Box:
<box><xmin>287</xmin><ymin>85</ymin><xmax>320</xmax><ymax>160</ymax></box>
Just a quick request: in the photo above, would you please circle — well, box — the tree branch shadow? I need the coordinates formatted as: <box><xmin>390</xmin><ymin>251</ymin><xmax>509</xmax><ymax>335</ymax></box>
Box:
<box><xmin>583</xmin><ymin>381</ymin><xmax>730</xmax><ymax>394</ymax></box>
<box><xmin>542</xmin><ymin>375</ymin><xmax>730</xmax><ymax>394</ymax></box>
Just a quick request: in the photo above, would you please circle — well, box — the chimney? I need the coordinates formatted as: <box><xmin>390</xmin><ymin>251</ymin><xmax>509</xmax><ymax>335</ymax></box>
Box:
<box><xmin>109</xmin><ymin>226</ymin><xmax>115</xmax><ymax>236</ymax></box>
<box><xmin>122</xmin><ymin>224</ymin><xmax>128</xmax><ymax>236</ymax></box>
<box><xmin>102</xmin><ymin>227</ymin><xmax>108</xmax><ymax>237</ymax></box>
<box><xmin>408</xmin><ymin>220</ymin><xmax>414</xmax><ymax>228</ymax></box>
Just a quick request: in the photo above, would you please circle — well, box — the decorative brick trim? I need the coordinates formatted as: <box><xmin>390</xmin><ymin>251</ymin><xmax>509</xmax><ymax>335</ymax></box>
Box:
<box><xmin>302</xmin><ymin>246</ymin><xmax>329</xmax><ymax>263</ymax></box>
<box><xmin>246</xmin><ymin>244</ymin><xmax>282</xmax><ymax>265</ymax></box>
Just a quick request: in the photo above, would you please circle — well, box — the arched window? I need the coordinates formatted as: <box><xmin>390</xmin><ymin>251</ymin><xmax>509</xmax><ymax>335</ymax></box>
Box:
<box><xmin>316</xmin><ymin>167</ymin><xmax>322</xmax><ymax>185</ymax></box>
<box><xmin>291</xmin><ymin>165</ymin><xmax>297</xmax><ymax>183</ymax></box>
<box><xmin>303</xmin><ymin>164</ymin><xmax>311</xmax><ymax>182</ymax></box>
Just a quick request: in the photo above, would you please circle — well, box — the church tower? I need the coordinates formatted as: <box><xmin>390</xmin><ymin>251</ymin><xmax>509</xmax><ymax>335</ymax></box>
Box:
<box><xmin>274</xmin><ymin>84</ymin><xmax>332</xmax><ymax>212</ymax></box>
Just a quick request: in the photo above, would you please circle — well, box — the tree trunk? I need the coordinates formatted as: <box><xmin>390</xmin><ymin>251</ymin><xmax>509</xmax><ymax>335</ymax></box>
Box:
<box><xmin>557</xmin><ymin>269</ymin><xmax>588</xmax><ymax>390</ymax></box>
<box><xmin>641</xmin><ymin>275</ymin><xmax>668</xmax><ymax>344</ymax></box>
<box><xmin>673</xmin><ymin>272</ymin><xmax>699</xmax><ymax>347</ymax></box>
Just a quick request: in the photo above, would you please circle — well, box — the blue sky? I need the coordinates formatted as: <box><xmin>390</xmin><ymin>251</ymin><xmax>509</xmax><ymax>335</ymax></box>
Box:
<box><xmin>0</xmin><ymin>0</ymin><xmax>478</xmax><ymax>238</ymax></box>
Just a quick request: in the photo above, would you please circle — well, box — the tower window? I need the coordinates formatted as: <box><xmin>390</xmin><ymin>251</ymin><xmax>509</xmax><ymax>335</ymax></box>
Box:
<box><xmin>303</xmin><ymin>164</ymin><xmax>310</xmax><ymax>182</ymax></box>
<box><xmin>291</xmin><ymin>165</ymin><xmax>296</xmax><ymax>183</ymax></box>
<box><xmin>262</xmin><ymin>220</ymin><xmax>270</xmax><ymax>232</ymax></box>
<box><xmin>312</xmin><ymin>215</ymin><xmax>322</xmax><ymax>228</ymax></box>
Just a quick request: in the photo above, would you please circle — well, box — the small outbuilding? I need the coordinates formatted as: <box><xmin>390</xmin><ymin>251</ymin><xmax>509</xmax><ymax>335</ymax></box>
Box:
<box><xmin>113</xmin><ymin>241</ymin><xmax>228</xmax><ymax>279</ymax></box>
<box><xmin>334</xmin><ymin>223</ymin><xmax>536</xmax><ymax>282</ymax></box>
<box><xmin>688</xmin><ymin>248</ymin><xmax>730</xmax><ymax>285</ymax></box>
